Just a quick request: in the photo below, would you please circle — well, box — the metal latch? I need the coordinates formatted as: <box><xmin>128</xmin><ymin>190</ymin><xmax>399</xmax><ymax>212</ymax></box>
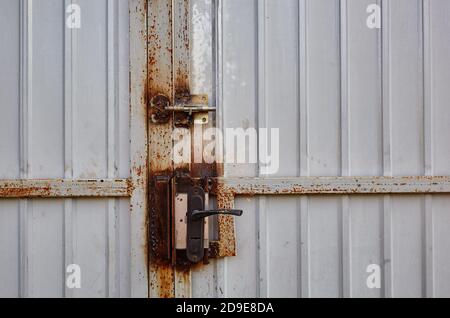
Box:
<box><xmin>186</xmin><ymin>186</ymin><xmax>242</xmax><ymax>263</ymax></box>
<box><xmin>150</xmin><ymin>94</ymin><xmax>216</xmax><ymax>126</ymax></box>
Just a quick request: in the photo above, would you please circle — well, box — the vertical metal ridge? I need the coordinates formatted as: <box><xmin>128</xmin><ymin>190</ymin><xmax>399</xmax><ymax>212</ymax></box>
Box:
<box><xmin>376</xmin><ymin>2</ymin><xmax>385</xmax><ymax>298</ymax></box>
<box><xmin>341</xmin><ymin>197</ymin><xmax>351</xmax><ymax>298</ymax></box>
<box><xmin>382</xmin><ymin>200</ymin><xmax>393</xmax><ymax>299</ymax></box>
<box><xmin>381</xmin><ymin>0</ymin><xmax>392</xmax><ymax>177</ymax></box>
<box><xmin>299</xmin><ymin>198</ymin><xmax>310</xmax><ymax>298</ymax></box>
<box><xmin>298</xmin><ymin>0</ymin><xmax>310</xmax><ymax>299</ymax></box>
<box><xmin>422</xmin><ymin>0</ymin><xmax>434</xmax><ymax>298</ymax></box>
<box><xmin>339</xmin><ymin>0</ymin><xmax>349</xmax><ymax>177</ymax></box>
<box><xmin>295</xmin><ymin>0</ymin><xmax>302</xmax><ymax>298</ymax></box>
<box><xmin>68</xmin><ymin>0</ymin><xmax>80</xmax><ymax>296</ymax></box>
<box><xmin>215</xmin><ymin>0</ymin><xmax>224</xmax><ymax>158</ymax></box>
<box><xmin>173</xmin><ymin>0</ymin><xmax>192</xmax><ymax>299</ymax></box>
<box><xmin>19</xmin><ymin>0</ymin><xmax>32</xmax><ymax>179</ymax></box>
<box><xmin>107</xmin><ymin>0</ymin><xmax>119</xmax><ymax>298</ymax></box>
<box><xmin>173</xmin><ymin>0</ymin><xmax>190</xmax><ymax>97</ymax></box>
<box><xmin>256</xmin><ymin>0</ymin><xmax>268</xmax><ymax>298</ymax></box>
<box><xmin>215</xmin><ymin>255</ymin><xmax>228</xmax><ymax>298</ymax></box>
<box><xmin>381</xmin><ymin>0</ymin><xmax>393</xmax><ymax>299</ymax></box>
<box><xmin>148</xmin><ymin>0</ymin><xmax>175</xmax><ymax>298</ymax></box>
<box><xmin>63</xmin><ymin>0</ymin><xmax>74</xmax><ymax>299</ymax></box>
<box><xmin>19</xmin><ymin>0</ymin><xmax>32</xmax><ymax>298</ymax></box>
<box><xmin>130</xmin><ymin>0</ymin><xmax>149</xmax><ymax>298</ymax></box>
<box><xmin>339</xmin><ymin>0</ymin><xmax>351</xmax><ymax>298</ymax></box>
<box><xmin>214</xmin><ymin>0</ymin><xmax>227</xmax><ymax>299</ymax></box>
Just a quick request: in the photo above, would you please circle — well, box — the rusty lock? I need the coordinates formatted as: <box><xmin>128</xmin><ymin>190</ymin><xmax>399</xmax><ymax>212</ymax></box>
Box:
<box><xmin>186</xmin><ymin>186</ymin><xmax>242</xmax><ymax>263</ymax></box>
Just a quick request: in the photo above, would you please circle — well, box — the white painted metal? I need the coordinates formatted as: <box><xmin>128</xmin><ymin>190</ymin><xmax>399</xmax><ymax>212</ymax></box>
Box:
<box><xmin>188</xmin><ymin>0</ymin><xmax>450</xmax><ymax>298</ymax></box>
<box><xmin>2</xmin><ymin>0</ymin><xmax>450</xmax><ymax>299</ymax></box>
<box><xmin>0</xmin><ymin>0</ymin><xmax>133</xmax><ymax>297</ymax></box>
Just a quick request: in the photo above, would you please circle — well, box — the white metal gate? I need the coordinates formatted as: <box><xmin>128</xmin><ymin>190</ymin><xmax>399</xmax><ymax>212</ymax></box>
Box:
<box><xmin>0</xmin><ymin>0</ymin><xmax>148</xmax><ymax>298</ymax></box>
<box><xmin>141</xmin><ymin>0</ymin><xmax>450</xmax><ymax>298</ymax></box>
<box><xmin>202</xmin><ymin>0</ymin><xmax>450</xmax><ymax>298</ymax></box>
<box><xmin>2</xmin><ymin>0</ymin><xmax>450</xmax><ymax>299</ymax></box>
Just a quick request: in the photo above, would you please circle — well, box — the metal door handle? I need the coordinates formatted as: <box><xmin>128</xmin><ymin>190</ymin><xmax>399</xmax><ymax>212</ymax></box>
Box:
<box><xmin>189</xmin><ymin>209</ymin><xmax>243</xmax><ymax>221</ymax></box>
<box><xmin>186</xmin><ymin>186</ymin><xmax>242</xmax><ymax>263</ymax></box>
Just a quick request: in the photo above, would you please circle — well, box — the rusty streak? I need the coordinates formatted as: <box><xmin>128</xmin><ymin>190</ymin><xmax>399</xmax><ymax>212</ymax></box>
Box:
<box><xmin>148</xmin><ymin>0</ymin><xmax>176</xmax><ymax>298</ymax></box>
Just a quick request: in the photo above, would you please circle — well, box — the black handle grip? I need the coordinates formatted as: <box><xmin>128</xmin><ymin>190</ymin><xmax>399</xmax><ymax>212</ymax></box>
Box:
<box><xmin>190</xmin><ymin>209</ymin><xmax>243</xmax><ymax>221</ymax></box>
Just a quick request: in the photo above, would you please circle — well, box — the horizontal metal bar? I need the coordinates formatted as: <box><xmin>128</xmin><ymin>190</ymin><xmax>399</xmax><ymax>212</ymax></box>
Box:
<box><xmin>166</xmin><ymin>106</ymin><xmax>216</xmax><ymax>112</ymax></box>
<box><xmin>215</xmin><ymin>176</ymin><xmax>450</xmax><ymax>195</ymax></box>
<box><xmin>0</xmin><ymin>179</ymin><xmax>131</xmax><ymax>198</ymax></box>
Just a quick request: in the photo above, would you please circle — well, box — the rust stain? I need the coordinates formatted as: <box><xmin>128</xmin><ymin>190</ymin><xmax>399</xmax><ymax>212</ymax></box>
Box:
<box><xmin>210</xmin><ymin>176</ymin><xmax>450</xmax><ymax>198</ymax></box>
<box><xmin>148</xmin><ymin>0</ymin><xmax>176</xmax><ymax>298</ymax></box>
<box><xmin>145</xmin><ymin>0</ymin><xmax>244</xmax><ymax>296</ymax></box>
<box><xmin>215</xmin><ymin>184</ymin><xmax>238</xmax><ymax>257</ymax></box>
<box><xmin>0</xmin><ymin>180</ymin><xmax>131</xmax><ymax>199</ymax></box>
<box><xmin>0</xmin><ymin>185</ymin><xmax>51</xmax><ymax>198</ymax></box>
<box><xmin>157</xmin><ymin>265</ymin><xmax>175</xmax><ymax>298</ymax></box>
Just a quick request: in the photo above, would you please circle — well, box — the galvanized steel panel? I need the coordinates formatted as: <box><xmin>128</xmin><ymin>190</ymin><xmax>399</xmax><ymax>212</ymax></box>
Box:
<box><xmin>1</xmin><ymin>0</ymin><xmax>450</xmax><ymax>299</ymax></box>
<box><xmin>196</xmin><ymin>0</ymin><xmax>450</xmax><ymax>298</ymax></box>
<box><xmin>0</xmin><ymin>0</ymin><xmax>131</xmax><ymax>297</ymax></box>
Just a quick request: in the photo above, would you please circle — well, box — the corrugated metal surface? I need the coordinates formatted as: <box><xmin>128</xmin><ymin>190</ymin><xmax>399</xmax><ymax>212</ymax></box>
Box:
<box><xmin>0</xmin><ymin>0</ymin><xmax>131</xmax><ymax>297</ymax></box>
<box><xmin>2</xmin><ymin>0</ymin><xmax>450</xmax><ymax>299</ymax></box>
<box><xmin>191</xmin><ymin>0</ymin><xmax>450</xmax><ymax>298</ymax></box>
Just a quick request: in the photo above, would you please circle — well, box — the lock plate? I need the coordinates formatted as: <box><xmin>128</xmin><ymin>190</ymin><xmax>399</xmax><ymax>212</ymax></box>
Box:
<box><xmin>172</xmin><ymin>175</ymin><xmax>243</xmax><ymax>264</ymax></box>
<box><xmin>174</xmin><ymin>192</ymin><xmax>209</xmax><ymax>251</ymax></box>
<box><xmin>186</xmin><ymin>186</ymin><xmax>207</xmax><ymax>263</ymax></box>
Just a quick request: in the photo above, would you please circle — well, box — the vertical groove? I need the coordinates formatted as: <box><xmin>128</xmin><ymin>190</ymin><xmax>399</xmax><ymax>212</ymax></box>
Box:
<box><xmin>107</xmin><ymin>0</ymin><xmax>119</xmax><ymax>298</ymax></box>
<box><xmin>377</xmin><ymin>0</ymin><xmax>384</xmax><ymax>298</ymax></box>
<box><xmin>295</xmin><ymin>0</ymin><xmax>301</xmax><ymax>299</ymax></box>
<box><xmin>298</xmin><ymin>0</ymin><xmax>310</xmax><ymax>299</ymax></box>
<box><xmin>19</xmin><ymin>0</ymin><xmax>32</xmax><ymax>298</ymax></box>
<box><xmin>63</xmin><ymin>0</ymin><xmax>74</xmax><ymax>299</ymax></box>
<box><xmin>129</xmin><ymin>0</ymin><xmax>149</xmax><ymax>297</ymax></box>
<box><xmin>381</xmin><ymin>0</ymin><xmax>393</xmax><ymax>298</ymax></box>
<box><xmin>256</xmin><ymin>0</ymin><xmax>268</xmax><ymax>298</ymax></box>
<box><xmin>422</xmin><ymin>0</ymin><xmax>434</xmax><ymax>298</ymax></box>
<box><xmin>339</xmin><ymin>0</ymin><xmax>351</xmax><ymax>298</ymax></box>
<box><xmin>173</xmin><ymin>0</ymin><xmax>192</xmax><ymax>298</ymax></box>
<box><xmin>214</xmin><ymin>0</ymin><xmax>227</xmax><ymax>298</ymax></box>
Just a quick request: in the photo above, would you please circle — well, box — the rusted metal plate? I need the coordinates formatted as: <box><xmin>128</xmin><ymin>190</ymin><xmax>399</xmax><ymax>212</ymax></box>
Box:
<box><xmin>130</xmin><ymin>0</ymin><xmax>149</xmax><ymax>298</ymax></box>
<box><xmin>214</xmin><ymin>184</ymin><xmax>238</xmax><ymax>257</ymax></box>
<box><xmin>173</xmin><ymin>0</ymin><xmax>190</xmax><ymax>98</ymax></box>
<box><xmin>215</xmin><ymin>176</ymin><xmax>450</xmax><ymax>195</ymax></box>
<box><xmin>148</xmin><ymin>0</ymin><xmax>227</xmax><ymax>297</ymax></box>
<box><xmin>148</xmin><ymin>0</ymin><xmax>175</xmax><ymax>298</ymax></box>
<box><xmin>0</xmin><ymin>179</ymin><xmax>130</xmax><ymax>198</ymax></box>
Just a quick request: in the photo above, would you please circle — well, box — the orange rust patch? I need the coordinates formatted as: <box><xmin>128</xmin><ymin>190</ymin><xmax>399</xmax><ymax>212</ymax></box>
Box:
<box><xmin>0</xmin><ymin>185</ymin><xmax>51</xmax><ymax>198</ymax></box>
<box><xmin>157</xmin><ymin>265</ymin><xmax>175</xmax><ymax>298</ymax></box>
<box><xmin>215</xmin><ymin>185</ymin><xmax>238</xmax><ymax>257</ymax></box>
